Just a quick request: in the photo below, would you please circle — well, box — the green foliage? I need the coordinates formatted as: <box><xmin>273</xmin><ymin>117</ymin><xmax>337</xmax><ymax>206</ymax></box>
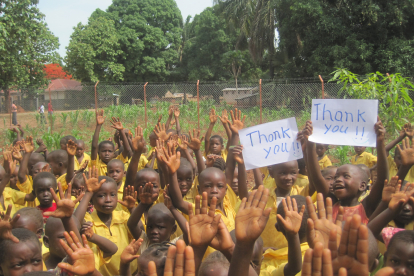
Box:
<box><xmin>330</xmin><ymin>146</ymin><xmax>352</xmax><ymax>166</ymax></box>
<box><xmin>69</xmin><ymin>110</ymin><xmax>80</xmax><ymax>128</ymax></box>
<box><xmin>41</xmin><ymin>128</ymin><xmax>63</xmax><ymax>151</ymax></box>
<box><xmin>49</xmin><ymin>114</ymin><xmax>56</xmax><ymax>130</ymax></box>
<box><xmin>81</xmin><ymin>110</ymin><xmax>95</xmax><ymax>127</ymax></box>
<box><xmin>60</xmin><ymin>113</ymin><xmax>68</xmax><ymax>126</ymax></box>
<box><xmin>4</xmin><ymin>130</ymin><xmax>17</xmax><ymax>145</ymax></box>
<box><xmin>330</xmin><ymin>69</ymin><xmax>414</xmax><ymax>135</ymax></box>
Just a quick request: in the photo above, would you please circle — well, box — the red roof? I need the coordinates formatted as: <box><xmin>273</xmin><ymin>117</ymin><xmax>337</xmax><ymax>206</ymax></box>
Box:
<box><xmin>46</xmin><ymin>79</ymin><xmax>82</xmax><ymax>92</ymax></box>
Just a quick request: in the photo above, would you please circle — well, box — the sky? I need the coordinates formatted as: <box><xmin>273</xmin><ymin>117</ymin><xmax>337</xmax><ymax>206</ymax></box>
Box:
<box><xmin>38</xmin><ymin>0</ymin><xmax>213</xmax><ymax>59</ymax></box>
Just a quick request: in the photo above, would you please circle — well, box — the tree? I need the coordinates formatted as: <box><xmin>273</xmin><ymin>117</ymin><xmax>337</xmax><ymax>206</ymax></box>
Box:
<box><xmin>65</xmin><ymin>16</ymin><xmax>125</xmax><ymax>82</ymax></box>
<box><xmin>44</xmin><ymin>64</ymin><xmax>72</xmax><ymax>80</ymax></box>
<box><xmin>0</xmin><ymin>0</ymin><xmax>60</xmax><ymax>111</ymax></box>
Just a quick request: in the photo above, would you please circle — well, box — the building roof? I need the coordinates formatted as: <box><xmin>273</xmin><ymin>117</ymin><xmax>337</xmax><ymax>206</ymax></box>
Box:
<box><xmin>235</xmin><ymin>93</ymin><xmax>259</xmax><ymax>100</ymax></box>
<box><xmin>45</xmin><ymin>79</ymin><xmax>82</xmax><ymax>92</ymax></box>
<box><xmin>222</xmin><ymin>87</ymin><xmax>257</xmax><ymax>92</ymax></box>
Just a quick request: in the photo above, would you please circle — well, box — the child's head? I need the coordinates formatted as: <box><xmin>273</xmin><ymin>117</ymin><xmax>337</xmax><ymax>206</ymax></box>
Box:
<box><xmin>43</xmin><ymin>217</ymin><xmax>66</xmax><ymax>259</ymax></box>
<box><xmin>149</xmin><ymin>131</ymin><xmax>157</xmax><ymax>147</ymax></box>
<box><xmin>31</xmin><ymin>162</ymin><xmax>50</xmax><ymax>179</ymax></box>
<box><xmin>146</xmin><ymin>204</ymin><xmax>177</xmax><ymax>244</ymax></box>
<box><xmin>9</xmin><ymin>165</ymin><xmax>19</xmax><ymax>190</ymax></box>
<box><xmin>297</xmin><ymin>158</ymin><xmax>307</xmax><ymax>175</ymax></box>
<box><xmin>367</xmin><ymin>228</ymin><xmax>380</xmax><ymax>272</ymax></box>
<box><xmin>106</xmin><ymin>159</ymin><xmax>125</xmax><ymax>184</ymax></box>
<box><xmin>0</xmin><ymin>228</ymin><xmax>43</xmax><ymax>276</ymax></box>
<box><xmin>212</xmin><ymin>157</ymin><xmax>226</xmax><ymax>171</ymax></box>
<box><xmin>12</xmin><ymin>208</ymin><xmax>44</xmax><ymax>239</ymax></box>
<box><xmin>333</xmin><ymin>165</ymin><xmax>368</xmax><ymax>201</ymax></box>
<box><xmin>356</xmin><ymin>164</ymin><xmax>371</xmax><ymax>184</ymax></box>
<box><xmin>75</xmin><ymin>139</ymin><xmax>85</xmax><ymax>158</ymax></box>
<box><xmin>98</xmin><ymin>140</ymin><xmax>115</xmax><ymax>164</ymax></box>
<box><xmin>385</xmin><ymin>230</ymin><xmax>414</xmax><ymax>276</ymax></box>
<box><xmin>394</xmin><ymin>147</ymin><xmax>403</xmax><ymax>168</ymax></box>
<box><xmin>0</xmin><ymin>165</ymin><xmax>5</xmax><ymax>184</ymax></box>
<box><xmin>322</xmin><ymin>166</ymin><xmax>337</xmax><ymax>194</ymax></box>
<box><xmin>198</xmin><ymin>167</ymin><xmax>227</xmax><ymax>205</ymax></box>
<box><xmin>134</xmin><ymin>169</ymin><xmax>160</xmax><ymax>201</ymax></box>
<box><xmin>137</xmin><ymin>243</ymin><xmax>170</xmax><ymax>276</ymax></box>
<box><xmin>354</xmin><ymin>146</ymin><xmax>366</xmax><ymax>156</ymax></box>
<box><xmin>166</xmin><ymin>129</ymin><xmax>177</xmax><ymax>142</ymax></box>
<box><xmin>176</xmin><ymin>158</ymin><xmax>194</xmax><ymax>196</ymax></box>
<box><xmin>209</xmin><ymin>135</ymin><xmax>223</xmax><ymax>155</ymax></box>
<box><xmin>46</xmin><ymin>150</ymin><xmax>68</xmax><ymax>176</ymax></box>
<box><xmin>269</xmin><ymin>161</ymin><xmax>298</xmax><ymax>192</ymax></box>
<box><xmin>33</xmin><ymin>172</ymin><xmax>57</xmax><ymax>208</ymax></box>
<box><xmin>229</xmin><ymin>230</ymin><xmax>263</xmax><ymax>275</ymax></box>
<box><xmin>276</xmin><ymin>195</ymin><xmax>309</xmax><ymax>242</ymax></box>
<box><xmin>198</xmin><ymin>251</ymin><xmax>229</xmax><ymax>276</ymax></box>
<box><xmin>28</xmin><ymin>153</ymin><xmax>45</xmax><ymax>176</ymax></box>
<box><xmin>315</xmin><ymin>144</ymin><xmax>329</xmax><ymax>157</ymax></box>
<box><xmin>394</xmin><ymin>184</ymin><xmax>414</xmax><ymax>226</ymax></box>
<box><xmin>59</xmin><ymin>135</ymin><xmax>76</xmax><ymax>150</ymax></box>
<box><xmin>230</xmin><ymin>166</ymin><xmax>239</xmax><ymax>196</ymax></box>
<box><xmin>91</xmin><ymin>176</ymin><xmax>118</xmax><ymax>214</ymax></box>
<box><xmin>71</xmin><ymin>173</ymin><xmax>86</xmax><ymax>197</ymax></box>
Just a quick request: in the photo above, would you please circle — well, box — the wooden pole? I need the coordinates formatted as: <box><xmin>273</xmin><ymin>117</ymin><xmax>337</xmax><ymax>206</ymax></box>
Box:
<box><xmin>49</xmin><ymin>87</ymin><xmax>51</xmax><ymax>103</ymax></box>
<box><xmin>94</xmin><ymin>81</ymin><xmax>99</xmax><ymax>111</ymax></box>
<box><xmin>9</xmin><ymin>96</ymin><xmax>12</xmax><ymax>126</ymax></box>
<box><xmin>259</xmin><ymin>79</ymin><xmax>262</xmax><ymax>124</ymax></box>
<box><xmin>197</xmin><ymin>80</ymin><xmax>200</xmax><ymax>130</ymax></box>
<box><xmin>319</xmin><ymin>75</ymin><xmax>325</xmax><ymax>99</ymax></box>
<box><xmin>144</xmin><ymin>82</ymin><xmax>148</xmax><ymax>128</ymax></box>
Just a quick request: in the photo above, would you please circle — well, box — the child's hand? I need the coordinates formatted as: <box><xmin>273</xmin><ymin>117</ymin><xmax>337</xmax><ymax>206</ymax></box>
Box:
<box><xmin>218</xmin><ymin>109</ymin><xmax>229</xmax><ymax>124</ymax></box>
<box><xmin>0</xmin><ymin>204</ymin><xmax>20</xmax><ymax>243</ymax></box>
<box><xmin>35</xmin><ymin>138</ymin><xmax>47</xmax><ymax>153</ymax></box>
<box><xmin>20</xmin><ymin>136</ymin><xmax>34</xmax><ymax>153</ymax></box>
<box><xmin>209</xmin><ymin>219</ymin><xmax>235</xmax><ymax>253</ymax></box>
<box><xmin>155</xmin><ymin>139</ymin><xmax>166</xmax><ymax>164</ymax></box>
<box><xmin>382</xmin><ymin>176</ymin><xmax>401</xmax><ymax>202</ymax></box>
<box><xmin>178</xmin><ymin>135</ymin><xmax>188</xmax><ymax>150</ymax></box>
<box><xmin>80</xmin><ymin>221</ymin><xmax>95</xmax><ymax>240</ymax></box>
<box><xmin>302</xmin><ymin>242</ymin><xmax>336</xmax><ymax>276</ymax></box>
<box><xmin>298</xmin><ymin>121</ymin><xmax>313</xmax><ymax>147</ymax></box>
<box><xmin>4</xmin><ymin>152</ymin><xmax>17</xmax><ymax>175</ymax></box>
<box><xmin>307</xmin><ymin>193</ymin><xmax>343</xmax><ymax>249</ymax></box>
<box><xmin>161</xmin><ymin>143</ymin><xmax>181</xmax><ymax>174</ymax></box>
<box><xmin>404</xmin><ymin>123</ymin><xmax>414</xmax><ymax>139</ymax></box>
<box><xmin>44</xmin><ymin>182</ymin><xmax>84</xmax><ymax>218</ymax></box>
<box><xmin>229</xmin><ymin>108</ymin><xmax>246</xmax><ymax>134</ymax></box>
<box><xmin>174</xmin><ymin>106</ymin><xmax>180</xmax><ymax>118</ymax></box>
<box><xmin>138</xmin><ymin>182</ymin><xmax>155</xmax><ymax>205</ymax></box>
<box><xmin>389</xmin><ymin>182</ymin><xmax>414</xmax><ymax>212</ymax></box>
<box><xmin>12</xmin><ymin>145</ymin><xmax>22</xmax><ymax>161</ymax></box>
<box><xmin>168</xmin><ymin>105</ymin><xmax>174</xmax><ymax>117</ymax></box>
<box><xmin>209</xmin><ymin>108</ymin><xmax>218</xmax><ymax>123</ymax></box>
<box><xmin>120</xmin><ymin>239</ymin><xmax>143</xmax><ymax>265</ymax></box>
<box><xmin>188</xmin><ymin>192</ymin><xmax>221</xmax><ymax>247</ymax></box>
<box><xmin>157</xmin><ymin>114</ymin><xmax>163</xmax><ymax>124</ymax></box>
<box><xmin>58</xmin><ymin>232</ymin><xmax>95</xmax><ymax>276</ymax></box>
<box><xmin>205</xmin><ymin>154</ymin><xmax>219</xmax><ymax>167</ymax></box>
<box><xmin>277</xmin><ymin>196</ymin><xmax>305</xmax><ymax>236</ymax></box>
<box><xmin>83</xmin><ymin>166</ymin><xmax>106</xmax><ymax>192</ymax></box>
<box><xmin>66</xmin><ymin>139</ymin><xmax>77</xmax><ymax>156</ymax></box>
<box><xmin>155</xmin><ymin>122</ymin><xmax>172</xmax><ymax>141</ymax></box>
<box><xmin>110</xmin><ymin>117</ymin><xmax>124</xmax><ymax>131</ymax></box>
<box><xmin>131</xmin><ymin>126</ymin><xmax>145</xmax><ymax>152</ymax></box>
<box><xmin>168</xmin><ymin>134</ymin><xmax>179</xmax><ymax>149</ymax></box>
<box><xmin>163</xmin><ymin>187</ymin><xmax>174</xmax><ymax>210</ymax></box>
<box><xmin>236</xmin><ymin>186</ymin><xmax>271</xmax><ymax>244</ymax></box>
<box><xmin>118</xmin><ymin>185</ymin><xmax>137</xmax><ymax>210</ymax></box>
<box><xmin>78</xmin><ymin>161</ymin><xmax>89</xmax><ymax>172</ymax></box>
<box><xmin>397</xmin><ymin>137</ymin><xmax>414</xmax><ymax>167</ymax></box>
<box><xmin>233</xmin><ymin>145</ymin><xmax>244</xmax><ymax>164</ymax></box>
<box><xmin>9</xmin><ymin>126</ymin><xmax>18</xmax><ymax>133</ymax></box>
<box><xmin>96</xmin><ymin>109</ymin><xmax>105</xmax><ymax>125</ymax></box>
<box><xmin>375</xmin><ymin>117</ymin><xmax>386</xmax><ymax>142</ymax></box>
<box><xmin>184</xmin><ymin>129</ymin><xmax>204</xmax><ymax>151</ymax></box>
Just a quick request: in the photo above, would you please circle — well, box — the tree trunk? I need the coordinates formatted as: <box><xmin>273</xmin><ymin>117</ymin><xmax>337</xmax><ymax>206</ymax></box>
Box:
<box><xmin>5</xmin><ymin>88</ymin><xmax>10</xmax><ymax>113</ymax></box>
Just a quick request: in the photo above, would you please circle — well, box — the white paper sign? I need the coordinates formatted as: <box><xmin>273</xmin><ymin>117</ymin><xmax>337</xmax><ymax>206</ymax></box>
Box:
<box><xmin>309</xmin><ymin>99</ymin><xmax>378</xmax><ymax>147</ymax></box>
<box><xmin>239</xmin><ymin>117</ymin><xmax>303</xmax><ymax>170</ymax></box>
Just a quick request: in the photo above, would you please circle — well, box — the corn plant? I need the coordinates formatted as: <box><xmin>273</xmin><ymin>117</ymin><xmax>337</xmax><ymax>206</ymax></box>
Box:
<box><xmin>330</xmin><ymin>145</ymin><xmax>352</xmax><ymax>166</ymax></box>
<box><xmin>60</xmin><ymin>113</ymin><xmax>68</xmax><ymax>126</ymax></box>
<box><xmin>69</xmin><ymin>110</ymin><xmax>80</xmax><ymax>128</ymax></box>
<box><xmin>3</xmin><ymin>118</ymin><xmax>6</xmax><ymax>128</ymax></box>
<box><xmin>41</xmin><ymin>128</ymin><xmax>63</xmax><ymax>151</ymax></box>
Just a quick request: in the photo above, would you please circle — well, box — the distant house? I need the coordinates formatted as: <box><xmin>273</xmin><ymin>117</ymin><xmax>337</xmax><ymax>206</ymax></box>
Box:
<box><xmin>222</xmin><ymin>87</ymin><xmax>258</xmax><ymax>105</ymax></box>
<box><xmin>40</xmin><ymin>79</ymin><xmax>82</xmax><ymax>101</ymax></box>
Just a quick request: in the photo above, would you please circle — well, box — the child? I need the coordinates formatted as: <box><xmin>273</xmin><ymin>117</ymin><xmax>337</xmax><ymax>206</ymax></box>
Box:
<box><xmin>198</xmin><ymin>251</ymin><xmax>230</xmax><ymax>276</ymax></box>
<box><xmin>316</xmin><ymin>143</ymin><xmax>332</xmax><ymax>169</ymax></box>
<box><xmin>46</xmin><ymin>149</ymin><xmax>72</xmax><ymax>192</ymax></box>
<box><xmin>136</xmin><ymin>243</ymin><xmax>171</xmax><ymax>276</ymax></box>
<box><xmin>33</xmin><ymin>172</ymin><xmax>58</xmax><ymax>220</ymax></box>
<box><xmin>204</xmin><ymin>109</ymin><xmax>233</xmax><ymax>161</ymax></box>
<box><xmin>12</xmin><ymin>207</ymin><xmax>44</xmax><ymax>239</ymax></box>
<box><xmin>296</xmin><ymin>158</ymin><xmax>309</xmax><ymax>188</ymax></box>
<box><xmin>351</xmin><ymin>146</ymin><xmax>377</xmax><ymax>169</ymax></box>
<box><xmin>42</xmin><ymin>217</ymin><xmax>68</xmax><ymax>269</ymax></box>
<box><xmin>384</xmin><ymin>230</ymin><xmax>414</xmax><ymax>275</ymax></box>
<box><xmin>75</xmin><ymin>139</ymin><xmax>91</xmax><ymax>171</ymax></box>
<box><xmin>106</xmin><ymin>159</ymin><xmax>127</xmax><ymax>211</ymax></box>
<box><xmin>59</xmin><ymin>135</ymin><xmax>76</xmax><ymax>151</ymax></box>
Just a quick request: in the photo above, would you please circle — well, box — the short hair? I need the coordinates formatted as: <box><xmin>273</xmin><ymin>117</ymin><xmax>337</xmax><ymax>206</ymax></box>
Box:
<box><xmin>76</xmin><ymin>139</ymin><xmax>85</xmax><ymax>146</ymax></box>
<box><xmin>29</xmin><ymin>153</ymin><xmax>46</xmax><ymax>166</ymax></box>
<box><xmin>199</xmin><ymin>167</ymin><xmax>225</xmax><ymax>185</ymax></box>
<box><xmin>297</xmin><ymin>158</ymin><xmax>306</xmax><ymax>171</ymax></box>
<box><xmin>107</xmin><ymin>159</ymin><xmax>125</xmax><ymax>169</ymax></box>
<box><xmin>148</xmin><ymin>203</ymin><xmax>175</xmax><ymax>225</ymax></box>
<box><xmin>321</xmin><ymin>166</ymin><xmax>337</xmax><ymax>177</ymax></box>
<box><xmin>277</xmin><ymin>195</ymin><xmax>309</xmax><ymax>240</ymax></box>
<box><xmin>60</xmin><ymin>135</ymin><xmax>76</xmax><ymax>146</ymax></box>
<box><xmin>387</xmin><ymin>230</ymin><xmax>414</xmax><ymax>253</ymax></box>
<box><xmin>45</xmin><ymin>217</ymin><xmax>63</xmax><ymax>236</ymax></box>
<box><xmin>33</xmin><ymin>172</ymin><xmax>57</xmax><ymax>191</ymax></box>
<box><xmin>74</xmin><ymin>172</ymin><xmax>85</xmax><ymax>184</ymax></box>
<box><xmin>98</xmin><ymin>176</ymin><xmax>117</xmax><ymax>187</ymax></box>
<box><xmin>166</xmin><ymin>129</ymin><xmax>177</xmax><ymax>135</ymax></box>
<box><xmin>13</xmin><ymin>207</ymin><xmax>43</xmax><ymax>230</ymax></box>
<box><xmin>24</xmin><ymin>272</ymin><xmax>54</xmax><ymax>276</ymax></box>
<box><xmin>0</xmin><ymin>228</ymin><xmax>40</xmax><ymax>263</ymax></box>
<box><xmin>356</xmin><ymin>164</ymin><xmax>370</xmax><ymax>179</ymax></box>
<box><xmin>141</xmin><ymin>242</ymin><xmax>171</xmax><ymax>271</ymax></box>
<box><xmin>136</xmin><ymin>168</ymin><xmax>159</xmax><ymax>181</ymax></box>
<box><xmin>352</xmin><ymin>165</ymin><xmax>370</xmax><ymax>183</ymax></box>
<box><xmin>316</xmin><ymin>143</ymin><xmax>329</xmax><ymax>149</ymax></box>
<box><xmin>48</xmin><ymin>150</ymin><xmax>68</xmax><ymax>166</ymax></box>
<box><xmin>210</xmin><ymin>134</ymin><xmax>223</xmax><ymax>145</ymax></box>
<box><xmin>179</xmin><ymin>157</ymin><xmax>192</xmax><ymax>169</ymax></box>
<box><xmin>213</xmin><ymin>156</ymin><xmax>226</xmax><ymax>171</ymax></box>
<box><xmin>98</xmin><ymin>140</ymin><xmax>115</xmax><ymax>151</ymax></box>
<box><xmin>198</xmin><ymin>251</ymin><xmax>229</xmax><ymax>276</ymax></box>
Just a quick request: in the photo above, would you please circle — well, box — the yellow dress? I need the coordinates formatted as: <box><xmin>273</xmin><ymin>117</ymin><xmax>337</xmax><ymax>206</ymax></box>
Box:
<box><xmin>16</xmin><ymin>175</ymin><xmax>33</xmax><ymax>194</ymax></box>
<box><xmin>387</xmin><ymin>155</ymin><xmax>414</xmax><ymax>182</ymax></box>
<box><xmin>318</xmin><ymin>155</ymin><xmax>332</xmax><ymax>170</ymax></box>
<box><xmin>89</xmin><ymin>155</ymin><xmax>129</xmax><ymax>177</ymax></box>
<box><xmin>75</xmin><ymin>153</ymin><xmax>91</xmax><ymax>171</ymax></box>
<box><xmin>351</xmin><ymin>152</ymin><xmax>377</xmax><ymax>168</ymax></box>
<box><xmin>295</xmin><ymin>174</ymin><xmax>309</xmax><ymax>188</ymax></box>
<box><xmin>0</xmin><ymin>187</ymin><xmax>27</xmax><ymax>216</ymax></box>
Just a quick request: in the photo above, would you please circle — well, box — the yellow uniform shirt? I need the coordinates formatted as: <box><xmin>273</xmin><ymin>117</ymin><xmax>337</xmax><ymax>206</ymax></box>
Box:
<box><xmin>387</xmin><ymin>155</ymin><xmax>414</xmax><ymax>182</ymax></box>
<box><xmin>351</xmin><ymin>152</ymin><xmax>377</xmax><ymax>168</ymax></box>
<box><xmin>56</xmin><ymin>173</ymin><xmax>68</xmax><ymax>192</ymax></box>
<box><xmin>124</xmin><ymin>155</ymin><xmax>149</xmax><ymax>172</ymax></box>
<box><xmin>204</xmin><ymin>149</ymin><xmax>228</xmax><ymax>161</ymax></box>
<box><xmin>84</xmin><ymin>210</ymin><xmax>136</xmax><ymax>276</ymax></box>
<box><xmin>1</xmin><ymin>187</ymin><xmax>27</xmax><ymax>216</ymax></box>
<box><xmin>260</xmin><ymin>243</ymin><xmax>310</xmax><ymax>276</ymax></box>
<box><xmin>146</xmin><ymin>148</ymin><xmax>158</xmax><ymax>170</ymax></box>
<box><xmin>16</xmin><ymin>175</ymin><xmax>33</xmax><ymax>194</ymax></box>
<box><xmin>260</xmin><ymin>167</ymin><xmax>270</xmax><ymax>180</ymax></box>
<box><xmin>295</xmin><ymin>174</ymin><xmax>309</xmax><ymax>188</ymax></box>
<box><xmin>183</xmin><ymin>176</ymin><xmax>199</xmax><ymax>205</ymax></box>
<box><xmin>89</xmin><ymin>154</ymin><xmax>129</xmax><ymax>177</ymax></box>
<box><xmin>318</xmin><ymin>155</ymin><xmax>332</xmax><ymax>170</ymax></box>
<box><xmin>75</xmin><ymin>153</ymin><xmax>91</xmax><ymax>171</ymax></box>
<box><xmin>115</xmin><ymin>181</ymin><xmax>129</xmax><ymax>212</ymax></box>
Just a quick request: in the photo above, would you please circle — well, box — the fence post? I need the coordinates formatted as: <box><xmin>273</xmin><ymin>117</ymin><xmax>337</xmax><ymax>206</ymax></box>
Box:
<box><xmin>144</xmin><ymin>82</ymin><xmax>148</xmax><ymax>129</ymax></box>
<box><xmin>94</xmin><ymin>81</ymin><xmax>99</xmax><ymax>112</ymax></box>
<box><xmin>9</xmin><ymin>96</ymin><xmax>12</xmax><ymax>126</ymax></box>
<box><xmin>259</xmin><ymin>79</ymin><xmax>262</xmax><ymax>124</ymax></box>
<box><xmin>197</xmin><ymin>80</ymin><xmax>200</xmax><ymax>130</ymax></box>
<box><xmin>319</xmin><ymin>75</ymin><xmax>324</xmax><ymax>99</ymax></box>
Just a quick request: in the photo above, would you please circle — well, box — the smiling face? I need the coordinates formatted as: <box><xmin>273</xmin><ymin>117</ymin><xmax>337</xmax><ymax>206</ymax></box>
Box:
<box><xmin>0</xmin><ymin>240</ymin><xmax>43</xmax><ymax>276</ymax></box>
<box><xmin>177</xmin><ymin>166</ymin><xmax>193</xmax><ymax>196</ymax></box>
<box><xmin>199</xmin><ymin>168</ymin><xmax>227</xmax><ymax>205</ymax></box>
<box><xmin>92</xmin><ymin>181</ymin><xmax>118</xmax><ymax>214</ymax></box>
<box><xmin>385</xmin><ymin>241</ymin><xmax>414</xmax><ymax>276</ymax></box>
<box><xmin>270</xmin><ymin>161</ymin><xmax>298</xmax><ymax>192</ymax></box>
<box><xmin>354</xmin><ymin>146</ymin><xmax>366</xmax><ymax>156</ymax></box>
<box><xmin>333</xmin><ymin>165</ymin><xmax>366</xmax><ymax>201</ymax></box>
<box><xmin>209</xmin><ymin>137</ymin><xmax>223</xmax><ymax>155</ymax></box>
<box><xmin>98</xmin><ymin>143</ymin><xmax>115</xmax><ymax>164</ymax></box>
<box><xmin>34</xmin><ymin>178</ymin><xmax>57</xmax><ymax>208</ymax></box>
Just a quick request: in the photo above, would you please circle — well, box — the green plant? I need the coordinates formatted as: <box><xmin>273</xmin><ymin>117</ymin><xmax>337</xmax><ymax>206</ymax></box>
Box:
<box><xmin>60</xmin><ymin>113</ymin><xmax>68</xmax><ymax>126</ymax></box>
<box><xmin>69</xmin><ymin>110</ymin><xmax>80</xmax><ymax>128</ymax></box>
<box><xmin>41</xmin><ymin>128</ymin><xmax>63</xmax><ymax>151</ymax></box>
<box><xmin>330</xmin><ymin>145</ymin><xmax>352</xmax><ymax>166</ymax></box>
<box><xmin>3</xmin><ymin>118</ymin><xmax>6</xmax><ymax>128</ymax></box>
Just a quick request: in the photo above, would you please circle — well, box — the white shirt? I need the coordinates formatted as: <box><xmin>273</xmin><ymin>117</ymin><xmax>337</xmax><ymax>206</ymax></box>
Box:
<box><xmin>39</xmin><ymin>105</ymin><xmax>44</xmax><ymax>113</ymax></box>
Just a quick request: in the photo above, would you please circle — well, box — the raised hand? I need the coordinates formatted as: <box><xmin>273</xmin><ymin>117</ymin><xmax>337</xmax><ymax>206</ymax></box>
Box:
<box><xmin>232</xmin><ymin>145</ymin><xmax>244</xmax><ymax>164</ymax></box>
<box><xmin>154</xmin><ymin>122</ymin><xmax>172</xmax><ymax>141</ymax></box>
<box><xmin>139</xmin><ymin>182</ymin><xmax>156</xmax><ymax>205</ymax></box>
<box><xmin>131</xmin><ymin>126</ymin><xmax>145</xmax><ymax>152</ymax></box>
<box><xmin>218</xmin><ymin>109</ymin><xmax>229</xmax><ymax>124</ymax></box>
<box><xmin>4</xmin><ymin>152</ymin><xmax>17</xmax><ymax>175</ymax></box>
<box><xmin>184</xmin><ymin>129</ymin><xmax>204</xmax><ymax>151</ymax></box>
<box><xmin>229</xmin><ymin>108</ymin><xmax>246</xmax><ymax>134</ymax></box>
<box><xmin>96</xmin><ymin>109</ymin><xmax>105</xmax><ymax>125</ymax></box>
<box><xmin>178</xmin><ymin>135</ymin><xmax>188</xmax><ymax>150</ymax></box>
<box><xmin>118</xmin><ymin>185</ymin><xmax>137</xmax><ymax>210</ymax></box>
<box><xmin>404</xmin><ymin>123</ymin><xmax>414</xmax><ymax>139</ymax></box>
<box><xmin>155</xmin><ymin>139</ymin><xmax>166</xmax><ymax>164</ymax></box>
<box><xmin>11</xmin><ymin>145</ymin><xmax>22</xmax><ymax>161</ymax></box>
<box><xmin>110</xmin><ymin>117</ymin><xmax>124</xmax><ymax>131</ymax></box>
<box><xmin>302</xmin><ymin>243</ymin><xmax>335</xmax><ymax>276</ymax></box>
<box><xmin>389</xmin><ymin>182</ymin><xmax>414</xmax><ymax>212</ymax></box>
<box><xmin>168</xmin><ymin>105</ymin><xmax>174</xmax><ymax>117</ymax></box>
<box><xmin>277</xmin><ymin>196</ymin><xmax>305</xmax><ymax>236</ymax></box>
<box><xmin>397</xmin><ymin>137</ymin><xmax>414</xmax><ymax>167</ymax></box>
<box><xmin>188</xmin><ymin>192</ymin><xmax>221</xmax><ymax>247</ymax></box>
<box><xmin>174</xmin><ymin>106</ymin><xmax>180</xmax><ymax>118</ymax></box>
<box><xmin>120</xmin><ymin>239</ymin><xmax>144</xmax><ymax>265</ymax></box>
<box><xmin>78</xmin><ymin>161</ymin><xmax>89</xmax><ymax>172</ymax></box>
<box><xmin>9</xmin><ymin>126</ymin><xmax>18</xmax><ymax>133</ymax></box>
<box><xmin>307</xmin><ymin>193</ymin><xmax>343</xmax><ymax>249</ymax></box>
<box><xmin>36</xmin><ymin>138</ymin><xmax>44</xmax><ymax>147</ymax></box>
<box><xmin>0</xmin><ymin>205</ymin><xmax>20</xmax><ymax>243</ymax></box>
<box><xmin>160</xmin><ymin>143</ymin><xmax>181</xmax><ymax>174</ymax></box>
<box><xmin>83</xmin><ymin>166</ymin><xmax>106</xmax><ymax>193</ymax></box>
<box><xmin>205</xmin><ymin>154</ymin><xmax>219</xmax><ymax>167</ymax></box>
<box><xmin>44</xmin><ymin>182</ymin><xmax>84</xmax><ymax>218</ymax></box>
<box><xmin>375</xmin><ymin>117</ymin><xmax>386</xmax><ymax>142</ymax></box>
<box><xmin>154</xmin><ymin>240</ymin><xmax>195</xmax><ymax>276</ymax></box>
<box><xmin>163</xmin><ymin>189</ymin><xmax>173</xmax><ymax>210</ymax></box>
<box><xmin>235</xmin><ymin>185</ymin><xmax>271</xmax><ymax>244</ymax></box>
<box><xmin>168</xmin><ymin>134</ymin><xmax>179</xmax><ymax>149</ymax></box>
<box><xmin>66</xmin><ymin>139</ymin><xmax>77</xmax><ymax>156</ymax></box>
<box><xmin>20</xmin><ymin>136</ymin><xmax>34</xmax><ymax>153</ymax></box>
<box><xmin>80</xmin><ymin>221</ymin><xmax>94</xmax><ymax>240</ymax></box>
<box><xmin>209</xmin><ymin>109</ymin><xmax>218</xmax><ymax>123</ymax></box>
<box><xmin>382</xmin><ymin>176</ymin><xmax>401</xmax><ymax>202</ymax></box>
<box><xmin>157</xmin><ymin>114</ymin><xmax>163</xmax><ymax>124</ymax></box>
<box><xmin>58</xmin><ymin>232</ymin><xmax>95</xmax><ymax>276</ymax></box>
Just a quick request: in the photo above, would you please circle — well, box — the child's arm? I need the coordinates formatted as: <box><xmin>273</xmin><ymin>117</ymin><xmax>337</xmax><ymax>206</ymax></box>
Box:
<box><xmin>81</xmin><ymin>221</ymin><xmax>118</xmax><ymax>258</ymax></box>
<box><xmin>146</xmin><ymin>152</ymin><xmax>155</xmax><ymax>169</ymax></box>
<box><xmin>154</xmin><ymin>122</ymin><xmax>173</xmax><ymax>142</ymax></box>
<box><xmin>253</xmin><ymin>168</ymin><xmax>263</xmax><ymax>189</ymax></box>
<box><xmin>395</xmin><ymin>137</ymin><xmax>414</xmax><ymax>181</ymax></box>
<box><xmin>9</xmin><ymin>126</ymin><xmax>21</xmax><ymax>142</ymax></box>
<box><xmin>204</xmin><ymin>109</ymin><xmax>217</xmax><ymax>154</ymax></box>
<box><xmin>17</xmin><ymin>136</ymin><xmax>34</xmax><ymax>184</ymax></box>
<box><xmin>385</xmin><ymin>126</ymin><xmax>407</xmax><ymax>155</ymax></box>
<box><xmin>179</xmin><ymin>136</ymin><xmax>196</xmax><ymax>170</ymax></box>
<box><xmin>233</xmin><ymin>145</ymin><xmax>249</xmax><ymax>200</ymax></box>
<box><xmin>228</xmin><ymin>186</ymin><xmax>270</xmax><ymax>276</ymax></box>
<box><xmin>364</xmin><ymin>118</ymin><xmax>389</xmax><ymax>217</ymax></box>
<box><xmin>156</xmin><ymin>139</ymin><xmax>169</xmax><ymax>189</ymax></box>
<box><xmin>35</xmin><ymin>138</ymin><xmax>47</xmax><ymax>154</ymax></box>
<box><xmin>218</xmin><ymin>109</ymin><xmax>232</xmax><ymax>150</ymax></box>
<box><xmin>277</xmin><ymin>197</ymin><xmax>306</xmax><ymax>276</ymax></box>
<box><xmin>65</xmin><ymin>139</ymin><xmax>76</xmax><ymax>185</ymax></box>
<box><xmin>117</xmin><ymin>186</ymin><xmax>137</xmax><ymax>213</ymax></box>
<box><xmin>368</xmin><ymin>176</ymin><xmax>401</xmax><ymax>221</ymax></box>
<box><xmin>174</xmin><ymin>107</ymin><xmax>181</xmax><ymax>135</ymax></box>
<box><xmin>0</xmin><ymin>204</ymin><xmax>20</xmax><ymax>243</ymax></box>
<box><xmin>91</xmin><ymin>110</ymin><xmax>105</xmax><ymax>161</ymax></box>
<box><xmin>125</xmin><ymin>127</ymin><xmax>145</xmax><ymax>187</ymax></box>
<box><xmin>110</xmin><ymin>118</ymin><xmax>131</xmax><ymax>159</ymax></box>
<box><xmin>17</xmin><ymin>124</ymin><xmax>24</xmax><ymax>139</ymax></box>
<box><xmin>120</xmin><ymin>239</ymin><xmax>143</xmax><ymax>276</ymax></box>
<box><xmin>164</xmin><ymin>189</ymin><xmax>189</xmax><ymax>244</ymax></box>
<box><xmin>165</xmin><ymin>106</ymin><xmax>174</xmax><ymax>130</ymax></box>
<box><xmin>184</xmin><ymin>129</ymin><xmax>205</xmax><ymax>174</ymax></box>
<box><xmin>127</xmin><ymin>183</ymin><xmax>154</xmax><ymax>239</ymax></box>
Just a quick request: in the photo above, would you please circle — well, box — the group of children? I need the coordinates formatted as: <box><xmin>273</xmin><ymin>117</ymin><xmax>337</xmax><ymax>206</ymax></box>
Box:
<box><xmin>1</xmin><ymin>105</ymin><xmax>414</xmax><ymax>276</ymax></box>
